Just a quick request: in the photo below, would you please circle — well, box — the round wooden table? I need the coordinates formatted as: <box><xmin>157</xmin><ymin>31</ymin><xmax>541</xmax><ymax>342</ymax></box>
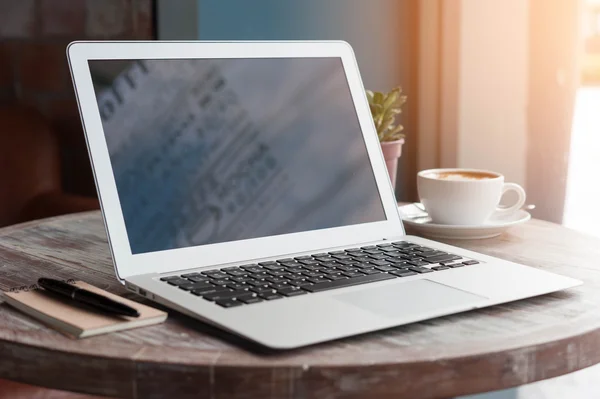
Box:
<box><xmin>0</xmin><ymin>211</ymin><xmax>599</xmax><ymax>399</ymax></box>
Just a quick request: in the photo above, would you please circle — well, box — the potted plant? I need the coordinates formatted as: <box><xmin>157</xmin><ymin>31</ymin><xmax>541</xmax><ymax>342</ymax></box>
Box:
<box><xmin>366</xmin><ymin>87</ymin><xmax>407</xmax><ymax>188</ymax></box>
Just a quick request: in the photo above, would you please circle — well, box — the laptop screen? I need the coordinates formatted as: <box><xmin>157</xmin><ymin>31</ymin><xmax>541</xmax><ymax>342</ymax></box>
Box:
<box><xmin>88</xmin><ymin>58</ymin><xmax>386</xmax><ymax>254</ymax></box>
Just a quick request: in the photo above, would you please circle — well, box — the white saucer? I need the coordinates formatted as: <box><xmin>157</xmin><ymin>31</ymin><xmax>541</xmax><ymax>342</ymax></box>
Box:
<box><xmin>398</xmin><ymin>204</ymin><xmax>531</xmax><ymax>240</ymax></box>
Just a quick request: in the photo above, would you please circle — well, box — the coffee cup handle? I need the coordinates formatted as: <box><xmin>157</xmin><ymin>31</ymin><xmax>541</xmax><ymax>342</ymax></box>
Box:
<box><xmin>495</xmin><ymin>183</ymin><xmax>526</xmax><ymax>216</ymax></box>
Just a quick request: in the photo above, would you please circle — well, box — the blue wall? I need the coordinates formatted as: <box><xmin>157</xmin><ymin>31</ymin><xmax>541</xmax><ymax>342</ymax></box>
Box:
<box><xmin>196</xmin><ymin>0</ymin><xmax>404</xmax><ymax>91</ymax></box>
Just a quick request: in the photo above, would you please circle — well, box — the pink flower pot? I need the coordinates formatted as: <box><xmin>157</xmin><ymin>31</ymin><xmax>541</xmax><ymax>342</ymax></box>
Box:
<box><xmin>380</xmin><ymin>139</ymin><xmax>405</xmax><ymax>189</ymax></box>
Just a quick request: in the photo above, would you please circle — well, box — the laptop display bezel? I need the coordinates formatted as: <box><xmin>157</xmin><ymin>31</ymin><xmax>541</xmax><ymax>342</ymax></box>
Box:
<box><xmin>68</xmin><ymin>41</ymin><xmax>405</xmax><ymax>281</ymax></box>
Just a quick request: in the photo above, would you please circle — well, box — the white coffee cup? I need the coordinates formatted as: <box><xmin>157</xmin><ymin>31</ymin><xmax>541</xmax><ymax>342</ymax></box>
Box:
<box><xmin>417</xmin><ymin>168</ymin><xmax>526</xmax><ymax>225</ymax></box>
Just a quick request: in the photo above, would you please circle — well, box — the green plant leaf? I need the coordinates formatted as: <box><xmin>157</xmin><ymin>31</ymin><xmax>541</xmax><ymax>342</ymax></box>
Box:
<box><xmin>383</xmin><ymin>91</ymin><xmax>398</xmax><ymax>109</ymax></box>
<box><xmin>373</xmin><ymin>91</ymin><xmax>384</xmax><ymax>104</ymax></box>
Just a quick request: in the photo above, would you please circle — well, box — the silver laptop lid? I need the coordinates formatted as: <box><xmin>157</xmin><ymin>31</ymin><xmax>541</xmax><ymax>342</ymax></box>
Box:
<box><xmin>68</xmin><ymin>41</ymin><xmax>403</xmax><ymax>280</ymax></box>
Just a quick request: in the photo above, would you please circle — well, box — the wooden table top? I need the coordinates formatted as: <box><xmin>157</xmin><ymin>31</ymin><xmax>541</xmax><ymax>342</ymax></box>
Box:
<box><xmin>0</xmin><ymin>211</ymin><xmax>599</xmax><ymax>399</ymax></box>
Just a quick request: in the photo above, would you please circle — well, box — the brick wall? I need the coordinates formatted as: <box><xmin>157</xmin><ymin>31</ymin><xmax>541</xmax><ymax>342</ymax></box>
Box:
<box><xmin>0</xmin><ymin>0</ymin><xmax>154</xmax><ymax>196</ymax></box>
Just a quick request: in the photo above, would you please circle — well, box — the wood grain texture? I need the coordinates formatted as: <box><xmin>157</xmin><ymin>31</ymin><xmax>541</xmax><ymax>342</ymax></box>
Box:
<box><xmin>0</xmin><ymin>211</ymin><xmax>598</xmax><ymax>398</ymax></box>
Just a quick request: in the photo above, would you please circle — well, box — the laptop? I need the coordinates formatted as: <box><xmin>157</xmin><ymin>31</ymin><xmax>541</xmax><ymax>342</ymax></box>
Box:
<box><xmin>68</xmin><ymin>41</ymin><xmax>580</xmax><ymax>349</ymax></box>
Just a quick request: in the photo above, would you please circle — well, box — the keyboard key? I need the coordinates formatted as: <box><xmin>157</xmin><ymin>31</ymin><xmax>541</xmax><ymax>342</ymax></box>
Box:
<box><xmin>432</xmin><ymin>266</ymin><xmax>451</xmax><ymax>271</ymax></box>
<box><xmin>258</xmin><ymin>261</ymin><xmax>278</xmax><ymax>266</ymax></box>
<box><xmin>249</xmin><ymin>271</ymin><xmax>269</xmax><ymax>279</ymax></box>
<box><xmin>191</xmin><ymin>286</ymin><xmax>221</xmax><ymax>295</ymax></box>
<box><xmin>426</xmin><ymin>254</ymin><xmax>462</xmax><ymax>263</ymax></box>
<box><xmin>334</xmin><ymin>265</ymin><xmax>355</xmax><ymax>272</ymax></box>
<box><xmin>311</xmin><ymin>253</ymin><xmax>329</xmax><ymax>257</ymax></box>
<box><xmin>280</xmin><ymin>261</ymin><xmax>300</xmax><ymax>267</ymax></box>
<box><xmin>392</xmin><ymin>241</ymin><xmax>418</xmax><ymax>248</ymax></box>
<box><xmin>202</xmin><ymin>271</ymin><xmax>229</xmax><ymax>279</ymax></box>
<box><xmin>187</xmin><ymin>276</ymin><xmax>210</xmax><ymax>283</ymax></box>
<box><xmin>180</xmin><ymin>272</ymin><xmax>203</xmax><ymax>278</ymax></box>
<box><xmin>160</xmin><ymin>276</ymin><xmax>182</xmax><ymax>282</ymax></box>
<box><xmin>204</xmin><ymin>290</ymin><xmax>250</xmax><ymax>301</ymax></box>
<box><xmin>298</xmin><ymin>259</ymin><xmax>319</xmax><ymax>265</ymax></box>
<box><xmin>238</xmin><ymin>295</ymin><xmax>263</xmax><ymax>304</ymax></box>
<box><xmin>286</xmin><ymin>274</ymin><xmax>307</xmax><ymax>281</ymax></box>
<box><xmin>250</xmin><ymin>286</ymin><xmax>276</xmax><ymax>294</ymax></box>
<box><xmin>384</xmin><ymin>251</ymin><xmax>403</xmax><ymax>258</ymax></box>
<box><xmin>409</xmin><ymin>267</ymin><xmax>433</xmax><ymax>274</ymax></box>
<box><xmin>246</xmin><ymin>280</ymin><xmax>268</xmax><ymax>287</ymax></box>
<box><xmin>231</xmin><ymin>276</ymin><xmax>253</xmax><ymax>283</ymax></box>
<box><xmin>390</xmin><ymin>270</ymin><xmax>418</xmax><ymax>277</ymax></box>
<box><xmin>360</xmin><ymin>268</ymin><xmax>382</xmax><ymax>275</ymax></box>
<box><xmin>260</xmin><ymin>293</ymin><xmax>283</xmax><ymax>300</ymax></box>
<box><xmin>332</xmin><ymin>254</ymin><xmax>352</xmax><ymax>260</ymax></box>
<box><xmin>375</xmin><ymin>265</ymin><xmax>396</xmax><ymax>272</ymax></box>
<box><xmin>270</xmin><ymin>282</ymin><xmax>292</xmax><ymax>289</ymax></box>
<box><xmin>336</xmin><ymin>259</ymin><xmax>358</xmax><ymax>265</ymax></box>
<box><xmin>322</xmin><ymin>268</ymin><xmax>343</xmax><ymax>275</ymax></box>
<box><xmin>369</xmin><ymin>260</ymin><xmax>391</xmax><ymax>267</ymax></box>
<box><xmin>345</xmin><ymin>249</ymin><xmax>364</xmax><ymax>254</ymax></box>
<box><xmin>302</xmin><ymin>271</ymin><xmax>322</xmax><ymax>278</ymax></box>
<box><xmin>403</xmin><ymin>252</ymin><xmax>424</xmax><ymax>259</ymax></box>
<box><xmin>380</xmin><ymin>246</ymin><xmax>401</xmax><ymax>252</ymax></box>
<box><xmin>278</xmin><ymin>287</ymin><xmax>307</xmax><ymax>297</ymax></box>
<box><xmin>267</xmin><ymin>270</ymin><xmax>287</xmax><ymax>276</ymax></box>
<box><xmin>319</xmin><ymin>261</ymin><xmax>339</xmax><ymax>267</ymax></box>
<box><xmin>283</xmin><ymin>266</ymin><xmax>305</xmax><ymax>273</ymax></box>
<box><xmin>300</xmin><ymin>265</ymin><xmax>320</xmax><ymax>271</ymax></box>
<box><xmin>463</xmin><ymin>260</ymin><xmax>480</xmax><ymax>265</ymax></box>
<box><xmin>328</xmin><ymin>274</ymin><xmax>348</xmax><ymax>280</ymax></box>
<box><xmin>276</xmin><ymin>258</ymin><xmax>295</xmax><ymax>263</ymax></box>
<box><xmin>262</xmin><ymin>264</ymin><xmax>284</xmax><ymax>271</ymax></box>
<box><xmin>308</xmin><ymin>277</ymin><xmax>331</xmax><ymax>284</ymax></box>
<box><xmin>266</xmin><ymin>277</ymin><xmax>288</xmax><ymax>284</ymax></box>
<box><xmin>294</xmin><ymin>280</ymin><xmax>314</xmax><ymax>288</ymax></box>
<box><xmin>328</xmin><ymin>250</ymin><xmax>346</xmax><ymax>255</ymax></box>
<box><xmin>368</xmin><ymin>254</ymin><xmax>388</xmax><ymax>260</ymax></box>
<box><xmin>225</xmin><ymin>270</ymin><xmax>247</xmax><ymax>277</ymax></box>
<box><xmin>179</xmin><ymin>282</ymin><xmax>213</xmax><ymax>291</ymax></box>
<box><xmin>361</xmin><ymin>245</ymin><xmax>377</xmax><ymax>250</ymax></box>
<box><xmin>216</xmin><ymin>299</ymin><xmax>243</xmax><ymax>308</ymax></box>
<box><xmin>226</xmin><ymin>283</ymin><xmax>252</xmax><ymax>291</ymax></box>
<box><xmin>241</xmin><ymin>266</ymin><xmax>263</xmax><ymax>273</ymax></box>
<box><xmin>342</xmin><ymin>271</ymin><xmax>366</xmax><ymax>278</ymax></box>
<box><xmin>305</xmin><ymin>273</ymin><xmax>395</xmax><ymax>293</ymax></box>
<box><xmin>407</xmin><ymin>260</ymin><xmax>430</xmax><ymax>267</ymax></box>
<box><xmin>421</xmin><ymin>250</ymin><xmax>448</xmax><ymax>258</ymax></box>
<box><xmin>446</xmin><ymin>263</ymin><xmax>465</xmax><ymax>268</ymax></box>
<box><xmin>201</xmin><ymin>289</ymin><xmax>233</xmax><ymax>300</ymax></box>
<box><xmin>209</xmin><ymin>279</ymin><xmax>230</xmax><ymax>286</ymax></box>
<box><xmin>294</xmin><ymin>256</ymin><xmax>312</xmax><ymax>260</ymax></box>
<box><xmin>363</xmin><ymin>249</ymin><xmax>382</xmax><ymax>255</ymax></box>
<box><xmin>167</xmin><ymin>279</ymin><xmax>193</xmax><ymax>286</ymax></box>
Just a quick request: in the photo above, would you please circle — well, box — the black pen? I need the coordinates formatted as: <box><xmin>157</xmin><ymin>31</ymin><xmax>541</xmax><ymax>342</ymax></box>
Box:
<box><xmin>37</xmin><ymin>278</ymin><xmax>140</xmax><ymax>318</ymax></box>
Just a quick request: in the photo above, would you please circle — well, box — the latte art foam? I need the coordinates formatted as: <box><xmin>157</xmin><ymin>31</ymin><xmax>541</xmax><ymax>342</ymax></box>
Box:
<box><xmin>427</xmin><ymin>171</ymin><xmax>498</xmax><ymax>181</ymax></box>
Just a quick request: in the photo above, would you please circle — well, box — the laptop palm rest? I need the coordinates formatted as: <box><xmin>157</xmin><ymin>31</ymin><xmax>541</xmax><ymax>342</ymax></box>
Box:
<box><xmin>334</xmin><ymin>279</ymin><xmax>488</xmax><ymax>319</ymax></box>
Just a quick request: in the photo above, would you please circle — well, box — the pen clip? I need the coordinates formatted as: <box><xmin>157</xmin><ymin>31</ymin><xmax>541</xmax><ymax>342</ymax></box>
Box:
<box><xmin>70</xmin><ymin>287</ymin><xmax>81</xmax><ymax>299</ymax></box>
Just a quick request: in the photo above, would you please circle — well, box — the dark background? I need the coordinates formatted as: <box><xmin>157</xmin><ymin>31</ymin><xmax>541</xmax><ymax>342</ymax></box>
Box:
<box><xmin>0</xmin><ymin>0</ymin><xmax>154</xmax><ymax>199</ymax></box>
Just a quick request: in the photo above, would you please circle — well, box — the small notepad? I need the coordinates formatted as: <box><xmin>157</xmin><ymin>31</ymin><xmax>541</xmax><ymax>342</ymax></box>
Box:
<box><xmin>1</xmin><ymin>281</ymin><xmax>167</xmax><ymax>338</ymax></box>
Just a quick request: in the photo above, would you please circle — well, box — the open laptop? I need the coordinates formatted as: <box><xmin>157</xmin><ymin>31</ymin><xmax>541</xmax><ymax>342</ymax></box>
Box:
<box><xmin>68</xmin><ymin>41</ymin><xmax>580</xmax><ymax>349</ymax></box>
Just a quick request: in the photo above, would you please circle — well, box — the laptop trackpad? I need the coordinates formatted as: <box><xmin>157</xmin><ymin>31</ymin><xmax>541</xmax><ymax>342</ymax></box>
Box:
<box><xmin>334</xmin><ymin>279</ymin><xmax>488</xmax><ymax>319</ymax></box>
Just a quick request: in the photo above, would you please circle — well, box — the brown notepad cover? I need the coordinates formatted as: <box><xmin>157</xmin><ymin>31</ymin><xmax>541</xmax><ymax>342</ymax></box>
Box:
<box><xmin>1</xmin><ymin>280</ymin><xmax>167</xmax><ymax>338</ymax></box>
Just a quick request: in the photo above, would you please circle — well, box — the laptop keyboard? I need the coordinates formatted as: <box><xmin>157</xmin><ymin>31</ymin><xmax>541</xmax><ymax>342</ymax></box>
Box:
<box><xmin>159</xmin><ymin>241</ymin><xmax>480</xmax><ymax>308</ymax></box>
